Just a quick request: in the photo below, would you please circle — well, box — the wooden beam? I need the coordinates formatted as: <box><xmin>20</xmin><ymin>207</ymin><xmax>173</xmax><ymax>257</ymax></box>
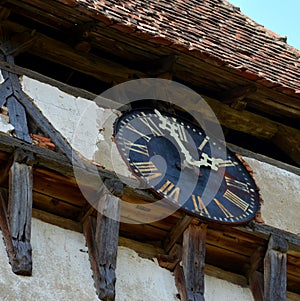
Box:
<box><xmin>3</xmin><ymin>20</ymin><xmax>144</xmax><ymax>84</ymax></box>
<box><xmin>6</xmin><ymin>149</ymin><xmax>34</xmax><ymax>275</ymax></box>
<box><xmin>138</xmin><ymin>54</ymin><xmax>177</xmax><ymax>76</ymax></box>
<box><xmin>0</xmin><ymin>62</ymin><xmax>31</xmax><ymax>143</ymax></box>
<box><xmin>83</xmin><ymin>185</ymin><xmax>120</xmax><ymax>301</ymax></box>
<box><xmin>0</xmin><ymin>188</ymin><xmax>14</xmax><ymax>263</ymax></box>
<box><xmin>6</xmin><ymin>94</ymin><xmax>31</xmax><ymax>142</ymax></box>
<box><xmin>32</xmin><ymin>208</ymin><xmax>82</xmax><ymax>233</ymax></box>
<box><xmin>264</xmin><ymin>234</ymin><xmax>288</xmax><ymax>301</ymax></box>
<box><xmin>180</xmin><ymin>223</ymin><xmax>207</xmax><ymax>301</ymax></box>
<box><xmin>0</xmin><ymin>54</ymin><xmax>84</xmax><ymax>166</ymax></box>
<box><xmin>247</xmin><ymin>246</ymin><xmax>265</xmax><ymax>300</ymax></box>
<box><xmin>164</xmin><ymin>215</ymin><xmax>194</xmax><ymax>253</ymax></box>
<box><xmin>272</xmin><ymin>126</ymin><xmax>300</xmax><ymax>166</ymax></box>
<box><xmin>249</xmin><ymin>271</ymin><xmax>264</xmax><ymax>301</ymax></box>
<box><xmin>0</xmin><ymin>26</ymin><xmax>37</xmax><ymax>56</ymax></box>
<box><xmin>221</xmin><ymin>84</ymin><xmax>257</xmax><ymax>111</ymax></box>
<box><xmin>158</xmin><ymin>243</ymin><xmax>182</xmax><ymax>271</ymax></box>
<box><xmin>238</xmin><ymin>222</ymin><xmax>300</xmax><ymax>252</ymax></box>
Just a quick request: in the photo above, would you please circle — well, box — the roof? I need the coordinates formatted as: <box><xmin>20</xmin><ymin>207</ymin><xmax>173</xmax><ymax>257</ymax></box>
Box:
<box><xmin>72</xmin><ymin>0</ymin><xmax>300</xmax><ymax>98</ymax></box>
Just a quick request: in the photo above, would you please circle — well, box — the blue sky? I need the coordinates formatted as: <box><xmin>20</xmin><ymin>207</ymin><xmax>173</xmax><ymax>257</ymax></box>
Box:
<box><xmin>228</xmin><ymin>0</ymin><xmax>300</xmax><ymax>50</ymax></box>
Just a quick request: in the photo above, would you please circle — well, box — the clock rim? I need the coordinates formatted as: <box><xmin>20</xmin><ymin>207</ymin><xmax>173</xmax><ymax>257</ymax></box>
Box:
<box><xmin>113</xmin><ymin>108</ymin><xmax>261</xmax><ymax>225</ymax></box>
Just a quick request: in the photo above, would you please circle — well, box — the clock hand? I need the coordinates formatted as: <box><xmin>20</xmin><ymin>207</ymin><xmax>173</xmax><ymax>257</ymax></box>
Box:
<box><xmin>188</xmin><ymin>153</ymin><xmax>236</xmax><ymax>171</ymax></box>
<box><xmin>155</xmin><ymin>110</ymin><xmax>235</xmax><ymax>171</ymax></box>
<box><xmin>155</xmin><ymin>109</ymin><xmax>194</xmax><ymax>163</ymax></box>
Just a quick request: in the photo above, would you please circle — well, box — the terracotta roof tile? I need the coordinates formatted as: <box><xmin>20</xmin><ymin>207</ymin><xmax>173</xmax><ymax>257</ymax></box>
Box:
<box><xmin>73</xmin><ymin>0</ymin><xmax>300</xmax><ymax>97</ymax></box>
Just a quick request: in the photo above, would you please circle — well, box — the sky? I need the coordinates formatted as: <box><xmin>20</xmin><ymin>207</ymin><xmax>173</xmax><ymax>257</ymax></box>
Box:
<box><xmin>228</xmin><ymin>0</ymin><xmax>300</xmax><ymax>50</ymax></box>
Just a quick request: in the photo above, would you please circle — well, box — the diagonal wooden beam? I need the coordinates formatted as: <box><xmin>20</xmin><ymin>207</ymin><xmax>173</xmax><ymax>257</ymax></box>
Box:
<box><xmin>163</xmin><ymin>215</ymin><xmax>194</xmax><ymax>253</ymax></box>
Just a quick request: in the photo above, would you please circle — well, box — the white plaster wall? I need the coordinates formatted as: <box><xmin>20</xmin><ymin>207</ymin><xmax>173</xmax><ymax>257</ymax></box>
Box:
<box><xmin>115</xmin><ymin>247</ymin><xmax>180</xmax><ymax>301</ymax></box>
<box><xmin>245</xmin><ymin>157</ymin><xmax>300</xmax><ymax>234</ymax></box>
<box><xmin>0</xmin><ymin>218</ymin><xmax>98</xmax><ymax>301</ymax></box>
<box><xmin>0</xmin><ymin>113</ymin><xmax>14</xmax><ymax>134</ymax></box>
<box><xmin>21</xmin><ymin>76</ymin><xmax>132</xmax><ymax>178</ymax></box>
<box><xmin>205</xmin><ymin>275</ymin><xmax>253</xmax><ymax>301</ymax></box>
<box><xmin>0</xmin><ymin>220</ymin><xmax>256</xmax><ymax>301</ymax></box>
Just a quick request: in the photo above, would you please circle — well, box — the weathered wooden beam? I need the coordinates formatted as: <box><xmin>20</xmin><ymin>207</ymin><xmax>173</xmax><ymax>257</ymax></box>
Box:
<box><xmin>249</xmin><ymin>271</ymin><xmax>264</xmax><ymax>301</ymax></box>
<box><xmin>272</xmin><ymin>126</ymin><xmax>300</xmax><ymax>166</ymax></box>
<box><xmin>138</xmin><ymin>54</ymin><xmax>177</xmax><ymax>77</ymax></box>
<box><xmin>2</xmin><ymin>20</ymin><xmax>144</xmax><ymax>84</ymax></box>
<box><xmin>0</xmin><ymin>188</ymin><xmax>14</xmax><ymax>261</ymax></box>
<box><xmin>158</xmin><ymin>243</ymin><xmax>182</xmax><ymax>271</ymax></box>
<box><xmin>247</xmin><ymin>246</ymin><xmax>265</xmax><ymax>301</ymax></box>
<box><xmin>238</xmin><ymin>222</ymin><xmax>300</xmax><ymax>252</ymax></box>
<box><xmin>164</xmin><ymin>215</ymin><xmax>194</xmax><ymax>253</ymax></box>
<box><xmin>177</xmin><ymin>223</ymin><xmax>207</xmax><ymax>301</ymax></box>
<box><xmin>0</xmin><ymin>60</ymin><xmax>31</xmax><ymax>143</ymax></box>
<box><xmin>0</xmin><ymin>54</ymin><xmax>83</xmax><ymax>166</ymax></box>
<box><xmin>0</xmin><ymin>6</ymin><xmax>11</xmax><ymax>20</ymax></box>
<box><xmin>221</xmin><ymin>84</ymin><xmax>257</xmax><ymax>111</ymax></box>
<box><xmin>6</xmin><ymin>94</ymin><xmax>31</xmax><ymax>142</ymax></box>
<box><xmin>6</xmin><ymin>149</ymin><xmax>34</xmax><ymax>275</ymax></box>
<box><xmin>264</xmin><ymin>234</ymin><xmax>288</xmax><ymax>301</ymax></box>
<box><xmin>83</xmin><ymin>181</ymin><xmax>120</xmax><ymax>301</ymax></box>
<box><xmin>0</xmin><ymin>27</ymin><xmax>37</xmax><ymax>56</ymax></box>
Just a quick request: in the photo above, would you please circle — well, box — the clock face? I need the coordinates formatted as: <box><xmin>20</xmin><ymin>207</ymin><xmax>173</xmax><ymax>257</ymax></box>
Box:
<box><xmin>114</xmin><ymin>108</ymin><xmax>260</xmax><ymax>224</ymax></box>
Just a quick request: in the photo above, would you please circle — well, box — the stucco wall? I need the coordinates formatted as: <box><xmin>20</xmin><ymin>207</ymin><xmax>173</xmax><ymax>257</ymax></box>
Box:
<box><xmin>0</xmin><ymin>218</ymin><xmax>256</xmax><ymax>301</ymax></box>
<box><xmin>18</xmin><ymin>75</ymin><xmax>300</xmax><ymax>235</ymax></box>
<box><xmin>0</xmin><ymin>218</ymin><xmax>98</xmax><ymax>301</ymax></box>
<box><xmin>245</xmin><ymin>158</ymin><xmax>300</xmax><ymax>234</ymax></box>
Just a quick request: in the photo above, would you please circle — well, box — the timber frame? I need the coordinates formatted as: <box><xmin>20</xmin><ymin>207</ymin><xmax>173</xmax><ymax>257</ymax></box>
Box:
<box><xmin>0</xmin><ymin>128</ymin><xmax>300</xmax><ymax>299</ymax></box>
<box><xmin>0</xmin><ymin>0</ymin><xmax>299</xmax><ymax>300</ymax></box>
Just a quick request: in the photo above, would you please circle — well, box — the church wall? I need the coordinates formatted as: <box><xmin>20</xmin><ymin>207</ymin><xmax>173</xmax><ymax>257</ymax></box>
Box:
<box><xmin>19</xmin><ymin>75</ymin><xmax>300</xmax><ymax>235</ymax></box>
<box><xmin>0</xmin><ymin>218</ymin><xmax>256</xmax><ymax>301</ymax></box>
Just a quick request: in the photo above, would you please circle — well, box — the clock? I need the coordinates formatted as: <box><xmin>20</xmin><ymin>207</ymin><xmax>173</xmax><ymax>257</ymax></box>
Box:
<box><xmin>113</xmin><ymin>108</ymin><xmax>260</xmax><ymax>224</ymax></box>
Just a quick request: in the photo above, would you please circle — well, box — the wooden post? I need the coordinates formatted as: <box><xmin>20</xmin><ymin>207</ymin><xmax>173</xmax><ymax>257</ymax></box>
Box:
<box><xmin>264</xmin><ymin>234</ymin><xmax>288</xmax><ymax>301</ymax></box>
<box><xmin>175</xmin><ymin>223</ymin><xmax>207</xmax><ymax>301</ymax></box>
<box><xmin>83</xmin><ymin>180</ymin><xmax>121</xmax><ymax>301</ymax></box>
<box><xmin>0</xmin><ymin>149</ymin><xmax>35</xmax><ymax>276</ymax></box>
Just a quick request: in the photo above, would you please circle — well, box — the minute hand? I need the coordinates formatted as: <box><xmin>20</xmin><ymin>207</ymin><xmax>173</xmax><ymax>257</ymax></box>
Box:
<box><xmin>190</xmin><ymin>153</ymin><xmax>235</xmax><ymax>171</ymax></box>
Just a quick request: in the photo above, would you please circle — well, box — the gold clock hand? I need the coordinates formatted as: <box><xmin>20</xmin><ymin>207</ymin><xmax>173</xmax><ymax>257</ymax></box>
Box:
<box><xmin>189</xmin><ymin>154</ymin><xmax>236</xmax><ymax>171</ymax></box>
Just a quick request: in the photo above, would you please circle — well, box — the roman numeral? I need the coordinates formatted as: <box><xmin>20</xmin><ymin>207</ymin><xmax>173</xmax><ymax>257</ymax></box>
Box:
<box><xmin>223</xmin><ymin>189</ymin><xmax>249</xmax><ymax>211</ymax></box>
<box><xmin>121</xmin><ymin>120</ymin><xmax>151</xmax><ymax>142</ymax></box>
<box><xmin>133</xmin><ymin>161</ymin><xmax>162</xmax><ymax>181</ymax></box>
<box><xmin>225</xmin><ymin>176</ymin><xmax>249</xmax><ymax>192</ymax></box>
<box><xmin>175</xmin><ymin>123</ymin><xmax>188</xmax><ymax>142</ymax></box>
<box><xmin>192</xmin><ymin>195</ymin><xmax>210</xmax><ymax>217</ymax></box>
<box><xmin>214</xmin><ymin>198</ymin><xmax>234</xmax><ymax>218</ymax></box>
<box><xmin>123</xmin><ymin>138</ymin><xmax>149</xmax><ymax>157</ymax></box>
<box><xmin>198</xmin><ymin>136</ymin><xmax>210</xmax><ymax>151</ymax></box>
<box><xmin>140</xmin><ymin>113</ymin><xmax>163</xmax><ymax>136</ymax></box>
<box><xmin>158</xmin><ymin>180</ymin><xmax>180</xmax><ymax>202</ymax></box>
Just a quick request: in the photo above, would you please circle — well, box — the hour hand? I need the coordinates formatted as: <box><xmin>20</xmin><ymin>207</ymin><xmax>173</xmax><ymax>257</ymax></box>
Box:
<box><xmin>155</xmin><ymin>109</ymin><xmax>193</xmax><ymax>163</ymax></box>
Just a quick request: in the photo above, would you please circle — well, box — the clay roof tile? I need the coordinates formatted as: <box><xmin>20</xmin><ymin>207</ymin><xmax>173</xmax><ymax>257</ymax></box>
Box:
<box><xmin>74</xmin><ymin>0</ymin><xmax>300</xmax><ymax>96</ymax></box>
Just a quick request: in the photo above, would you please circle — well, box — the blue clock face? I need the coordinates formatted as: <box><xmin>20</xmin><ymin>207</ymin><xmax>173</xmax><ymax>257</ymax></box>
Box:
<box><xmin>114</xmin><ymin>108</ymin><xmax>260</xmax><ymax>224</ymax></box>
